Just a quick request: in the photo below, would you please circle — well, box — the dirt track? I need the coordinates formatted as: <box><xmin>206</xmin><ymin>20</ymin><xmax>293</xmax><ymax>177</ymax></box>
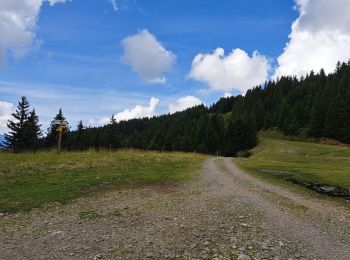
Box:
<box><xmin>1</xmin><ymin>158</ymin><xmax>350</xmax><ymax>259</ymax></box>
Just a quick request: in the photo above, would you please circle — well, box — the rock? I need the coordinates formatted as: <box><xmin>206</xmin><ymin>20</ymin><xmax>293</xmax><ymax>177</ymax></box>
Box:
<box><xmin>145</xmin><ymin>253</ymin><xmax>153</xmax><ymax>258</ymax></box>
<box><xmin>237</xmin><ymin>254</ymin><xmax>251</xmax><ymax>260</ymax></box>
<box><xmin>204</xmin><ymin>241</ymin><xmax>210</xmax><ymax>246</ymax></box>
<box><xmin>262</xmin><ymin>245</ymin><xmax>269</xmax><ymax>250</ymax></box>
<box><xmin>240</xmin><ymin>223</ymin><xmax>248</xmax><ymax>227</ymax></box>
<box><xmin>51</xmin><ymin>230</ymin><xmax>64</xmax><ymax>236</ymax></box>
<box><xmin>93</xmin><ymin>254</ymin><xmax>102</xmax><ymax>260</ymax></box>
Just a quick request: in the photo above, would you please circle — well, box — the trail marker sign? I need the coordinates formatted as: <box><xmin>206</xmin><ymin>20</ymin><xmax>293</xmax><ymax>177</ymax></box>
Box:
<box><xmin>51</xmin><ymin>119</ymin><xmax>69</xmax><ymax>153</ymax></box>
<box><xmin>52</xmin><ymin>120</ymin><xmax>68</xmax><ymax>126</ymax></box>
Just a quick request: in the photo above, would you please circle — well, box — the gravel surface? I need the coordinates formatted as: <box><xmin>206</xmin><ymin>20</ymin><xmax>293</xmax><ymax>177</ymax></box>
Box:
<box><xmin>1</xmin><ymin>157</ymin><xmax>350</xmax><ymax>259</ymax></box>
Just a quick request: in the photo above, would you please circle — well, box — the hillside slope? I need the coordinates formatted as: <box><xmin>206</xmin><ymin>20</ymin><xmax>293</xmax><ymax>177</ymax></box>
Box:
<box><xmin>236</xmin><ymin>137</ymin><xmax>350</xmax><ymax>198</ymax></box>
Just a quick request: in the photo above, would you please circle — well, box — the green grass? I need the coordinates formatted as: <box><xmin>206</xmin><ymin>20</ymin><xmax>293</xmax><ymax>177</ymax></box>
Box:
<box><xmin>235</xmin><ymin>136</ymin><xmax>350</xmax><ymax>190</ymax></box>
<box><xmin>0</xmin><ymin>150</ymin><xmax>206</xmax><ymax>213</ymax></box>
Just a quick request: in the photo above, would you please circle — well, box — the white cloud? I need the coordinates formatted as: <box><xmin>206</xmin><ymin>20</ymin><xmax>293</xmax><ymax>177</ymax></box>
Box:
<box><xmin>91</xmin><ymin>97</ymin><xmax>160</xmax><ymax>126</ymax></box>
<box><xmin>121</xmin><ymin>29</ymin><xmax>176</xmax><ymax>84</ymax></box>
<box><xmin>48</xmin><ymin>0</ymin><xmax>70</xmax><ymax>4</ymax></box>
<box><xmin>189</xmin><ymin>48</ymin><xmax>270</xmax><ymax>94</ymax></box>
<box><xmin>275</xmin><ymin>0</ymin><xmax>350</xmax><ymax>77</ymax></box>
<box><xmin>0</xmin><ymin>0</ymin><xmax>70</xmax><ymax>65</ymax></box>
<box><xmin>0</xmin><ymin>101</ymin><xmax>14</xmax><ymax>134</ymax></box>
<box><xmin>169</xmin><ymin>96</ymin><xmax>203</xmax><ymax>114</ymax></box>
<box><xmin>109</xmin><ymin>0</ymin><xmax>118</xmax><ymax>11</ymax></box>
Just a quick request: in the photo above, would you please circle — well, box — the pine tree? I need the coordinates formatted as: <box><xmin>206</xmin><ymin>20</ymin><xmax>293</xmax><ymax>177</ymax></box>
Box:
<box><xmin>263</xmin><ymin>111</ymin><xmax>273</xmax><ymax>130</ymax></box>
<box><xmin>223</xmin><ymin>119</ymin><xmax>236</xmax><ymax>157</ymax></box>
<box><xmin>4</xmin><ymin>96</ymin><xmax>30</xmax><ymax>152</ymax></box>
<box><xmin>110</xmin><ymin>114</ymin><xmax>117</xmax><ymax>125</ymax></box>
<box><xmin>107</xmin><ymin>114</ymin><xmax>119</xmax><ymax>149</ymax></box>
<box><xmin>23</xmin><ymin>109</ymin><xmax>42</xmax><ymax>151</ymax></box>
<box><xmin>223</xmin><ymin>115</ymin><xmax>257</xmax><ymax>157</ymax></box>
<box><xmin>76</xmin><ymin>120</ymin><xmax>84</xmax><ymax>150</ymax></box>
<box><xmin>205</xmin><ymin>117</ymin><xmax>219</xmax><ymax>154</ymax></box>
<box><xmin>308</xmin><ymin>96</ymin><xmax>326</xmax><ymax>137</ymax></box>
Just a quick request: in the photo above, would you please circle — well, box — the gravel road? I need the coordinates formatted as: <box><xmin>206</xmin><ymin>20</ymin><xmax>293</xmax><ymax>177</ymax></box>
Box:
<box><xmin>1</xmin><ymin>158</ymin><xmax>350</xmax><ymax>259</ymax></box>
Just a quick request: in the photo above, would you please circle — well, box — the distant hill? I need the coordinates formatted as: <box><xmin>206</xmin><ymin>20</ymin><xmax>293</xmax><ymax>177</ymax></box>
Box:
<box><xmin>208</xmin><ymin>61</ymin><xmax>350</xmax><ymax>144</ymax></box>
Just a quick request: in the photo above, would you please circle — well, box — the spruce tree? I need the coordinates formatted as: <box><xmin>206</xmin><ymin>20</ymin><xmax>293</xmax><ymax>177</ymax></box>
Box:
<box><xmin>76</xmin><ymin>120</ymin><xmax>84</xmax><ymax>150</ymax></box>
<box><xmin>23</xmin><ymin>109</ymin><xmax>42</xmax><ymax>151</ymax></box>
<box><xmin>263</xmin><ymin>111</ymin><xmax>273</xmax><ymax>130</ymax></box>
<box><xmin>107</xmin><ymin>114</ymin><xmax>119</xmax><ymax>149</ymax></box>
<box><xmin>4</xmin><ymin>96</ymin><xmax>30</xmax><ymax>152</ymax></box>
<box><xmin>205</xmin><ymin>117</ymin><xmax>219</xmax><ymax>154</ymax></box>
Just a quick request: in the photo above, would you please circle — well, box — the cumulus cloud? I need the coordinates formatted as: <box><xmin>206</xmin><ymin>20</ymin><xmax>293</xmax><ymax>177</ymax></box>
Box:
<box><xmin>189</xmin><ymin>48</ymin><xmax>270</xmax><ymax>94</ymax></box>
<box><xmin>0</xmin><ymin>101</ymin><xmax>14</xmax><ymax>133</ymax></box>
<box><xmin>169</xmin><ymin>96</ymin><xmax>203</xmax><ymax>114</ymax></box>
<box><xmin>275</xmin><ymin>0</ymin><xmax>350</xmax><ymax>77</ymax></box>
<box><xmin>91</xmin><ymin>97</ymin><xmax>160</xmax><ymax>126</ymax></box>
<box><xmin>0</xmin><ymin>0</ymin><xmax>70</xmax><ymax>65</ymax></box>
<box><xmin>121</xmin><ymin>29</ymin><xmax>176</xmax><ymax>84</ymax></box>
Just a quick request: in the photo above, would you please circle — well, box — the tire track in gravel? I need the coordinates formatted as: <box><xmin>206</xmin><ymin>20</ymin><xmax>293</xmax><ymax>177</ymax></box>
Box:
<box><xmin>0</xmin><ymin>158</ymin><xmax>350</xmax><ymax>259</ymax></box>
<box><xmin>219</xmin><ymin>157</ymin><xmax>350</xmax><ymax>259</ymax></box>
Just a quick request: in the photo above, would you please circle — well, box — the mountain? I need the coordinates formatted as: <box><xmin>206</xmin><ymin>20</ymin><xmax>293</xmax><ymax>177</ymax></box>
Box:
<box><xmin>0</xmin><ymin>134</ymin><xmax>4</xmax><ymax>145</ymax></box>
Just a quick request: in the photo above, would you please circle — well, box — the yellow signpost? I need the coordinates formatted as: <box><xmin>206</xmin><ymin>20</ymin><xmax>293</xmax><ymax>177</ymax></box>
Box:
<box><xmin>52</xmin><ymin>120</ymin><xmax>68</xmax><ymax>153</ymax></box>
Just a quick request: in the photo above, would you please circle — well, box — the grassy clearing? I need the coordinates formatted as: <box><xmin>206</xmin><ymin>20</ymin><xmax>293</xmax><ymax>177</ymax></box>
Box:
<box><xmin>0</xmin><ymin>150</ymin><xmax>206</xmax><ymax>213</ymax></box>
<box><xmin>235</xmin><ymin>136</ymin><xmax>350</xmax><ymax>190</ymax></box>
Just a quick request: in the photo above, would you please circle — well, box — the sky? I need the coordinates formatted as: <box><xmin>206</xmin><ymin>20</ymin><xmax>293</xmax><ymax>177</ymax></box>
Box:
<box><xmin>1</xmin><ymin>0</ymin><xmax>350</xmax><ymax>134</ymax></box>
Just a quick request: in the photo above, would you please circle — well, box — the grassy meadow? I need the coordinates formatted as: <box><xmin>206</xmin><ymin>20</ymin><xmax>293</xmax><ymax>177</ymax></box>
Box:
<box><xmin>236</xmin><ymin>136</ymin><xmax>350</xmax><ymax>190</ymax></box>
<box><xmin>0</xmin><ymin>150</ymin><xmax>206</xmax><ymax>213</ymax></box>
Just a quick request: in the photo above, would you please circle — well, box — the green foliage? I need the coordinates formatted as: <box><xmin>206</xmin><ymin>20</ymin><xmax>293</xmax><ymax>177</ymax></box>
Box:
<box><xmin>0</xmin><ymin>150</ymin><xmax>206</xmax><ymax>213</ymax></box>
<box><xmin>61</xmin><ymin>104</ymin><xmax>257</xmax><ymax>156</ymax></box>
<box><xmin>4</xmin><ymin>97</ymin><xmax>41</xmax><ymax>152</ymax></box>
<box><xmin>210</xmin><ymin>61</ymin><xmax>350</xmax><ymax>144</ymax></box>
<box><xmin>223</xmin><ymin>115</ymin><xmax>257</xmax><ymax>156</ymax></box>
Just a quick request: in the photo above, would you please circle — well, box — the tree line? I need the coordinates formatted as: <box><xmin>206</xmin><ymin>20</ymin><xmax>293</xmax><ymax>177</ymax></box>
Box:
<box><xmin>2</xmin><ymin>98</ymin><xmax>257</xmax><ymax>156</ymax></box>
<box><xmin>2</xmin><ymin>61</ymin><xmax>350</xmax><ymax>154</ymax></box>
<box><xmin>210</xmin><ymin>61</ymin><xmax>350</xmax><ymax>143</ymax></box>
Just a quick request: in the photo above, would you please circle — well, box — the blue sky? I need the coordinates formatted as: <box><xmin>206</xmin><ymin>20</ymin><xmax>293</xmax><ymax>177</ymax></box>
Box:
<box><xmin>1</xmin><ymin>0</ymin><xmax>349</xmax><ymax>133</ymax></box>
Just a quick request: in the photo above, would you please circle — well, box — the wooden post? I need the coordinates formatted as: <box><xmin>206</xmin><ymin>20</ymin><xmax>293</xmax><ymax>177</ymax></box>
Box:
<box><xmin>58</xmin><ymin>130</ymin><xmax>62</xmax><ymax>153</ymax></box>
